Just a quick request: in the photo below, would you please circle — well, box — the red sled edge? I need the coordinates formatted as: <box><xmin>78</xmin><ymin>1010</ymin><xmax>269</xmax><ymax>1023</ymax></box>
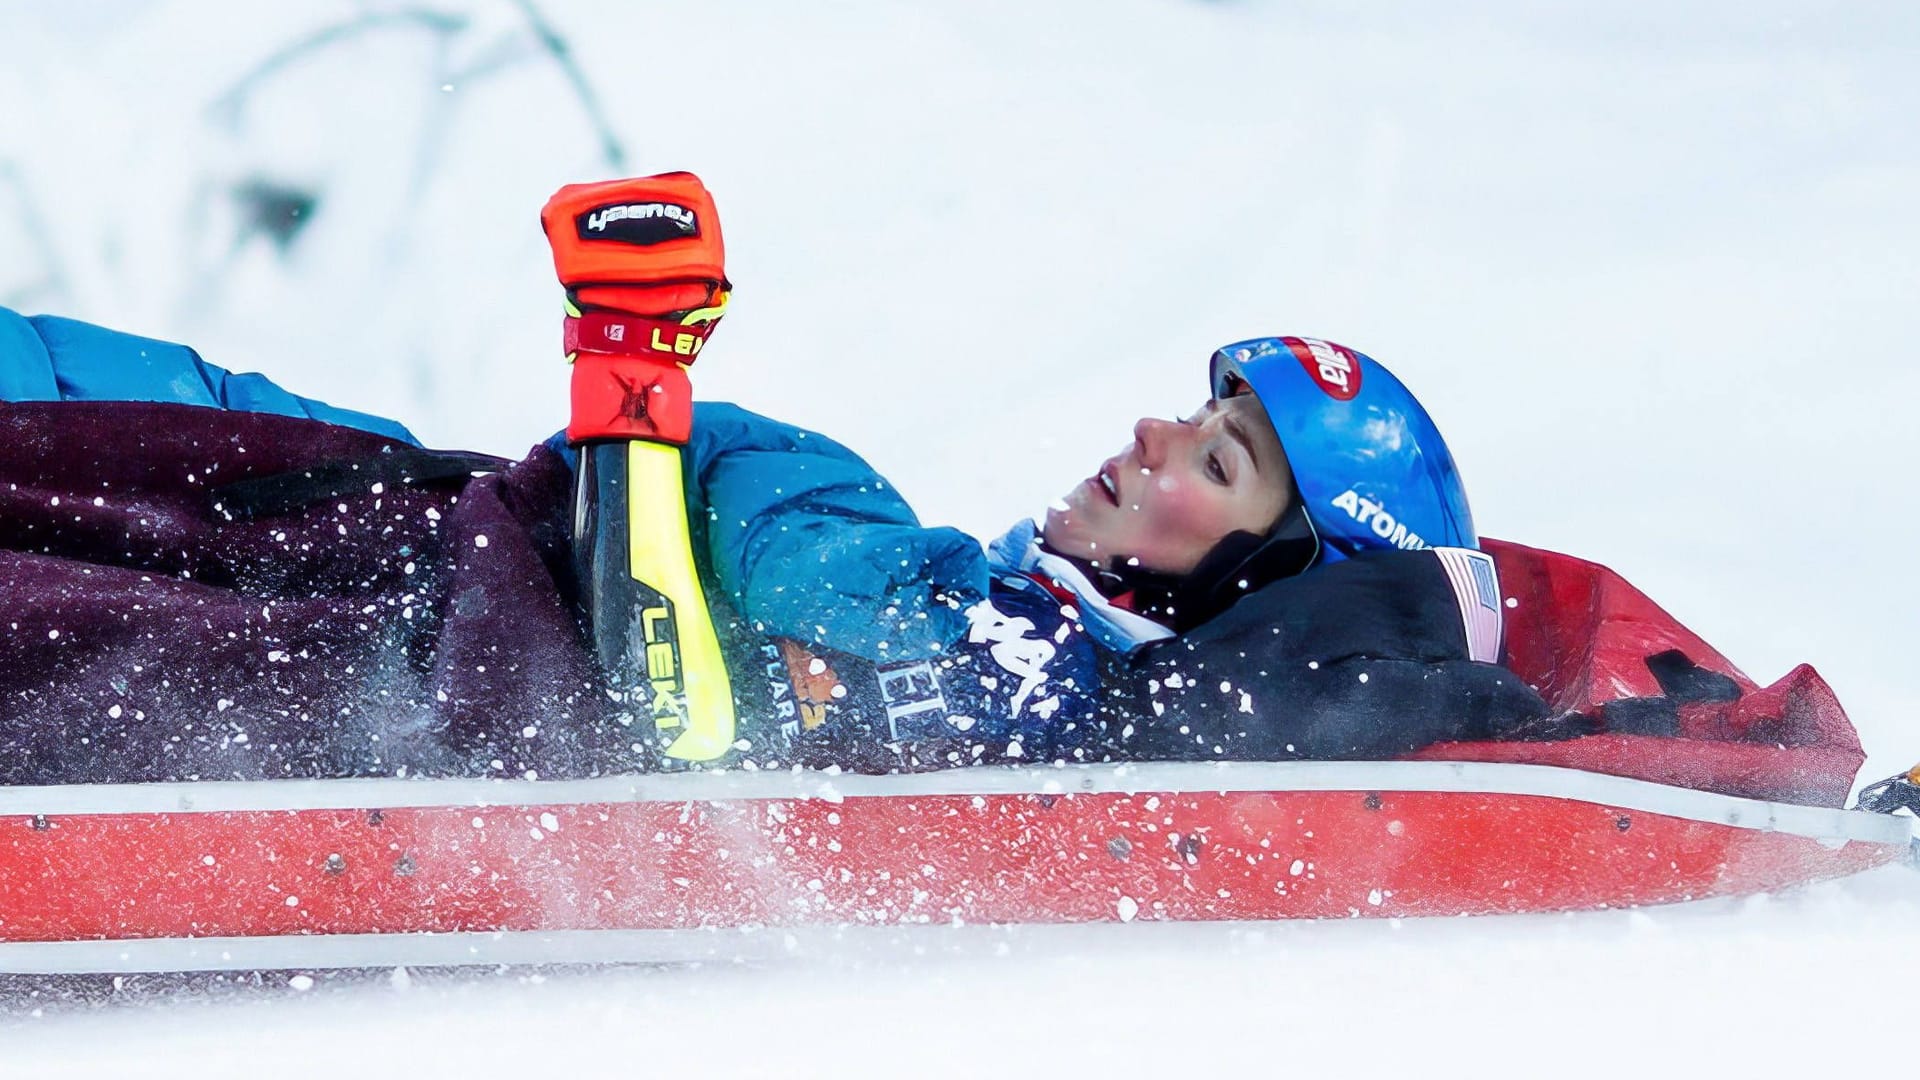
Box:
<box><xmin>2</xmin><ymin>761</ymin><xmax>1912</xmax><ymax>974</ymax></box>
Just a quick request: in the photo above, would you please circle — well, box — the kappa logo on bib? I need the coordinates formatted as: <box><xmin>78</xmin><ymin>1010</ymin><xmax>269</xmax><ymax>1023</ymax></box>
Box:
<box><xmin>1283</xmin><ymin>337</ymin><xmax>1363</xmax><ymax>401</ymax></box>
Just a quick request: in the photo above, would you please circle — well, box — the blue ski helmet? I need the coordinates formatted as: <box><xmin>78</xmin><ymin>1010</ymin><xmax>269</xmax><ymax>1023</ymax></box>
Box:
<box><xmin>1210</xmin><ymin>336</ymin><xmax>1476</xmax><ymax>563</ymax></box>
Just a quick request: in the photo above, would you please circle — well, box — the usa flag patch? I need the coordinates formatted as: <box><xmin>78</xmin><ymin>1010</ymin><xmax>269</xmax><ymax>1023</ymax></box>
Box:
<box><xmin>1433</xmin><ymin>548</ymin><xmax>1504</xmax><ymax>663</ymax></box>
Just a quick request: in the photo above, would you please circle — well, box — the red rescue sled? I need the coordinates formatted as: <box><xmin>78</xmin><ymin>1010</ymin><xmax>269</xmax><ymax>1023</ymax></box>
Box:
<box><xmin>0</xmin><ymin>542</ymin><xmax>1912</xmax><ymax>974</ymax></box>
<box><xmin>0</xmin><ymin>760</ymin><xmax>1911</xmax><ymax>974</ymax></box>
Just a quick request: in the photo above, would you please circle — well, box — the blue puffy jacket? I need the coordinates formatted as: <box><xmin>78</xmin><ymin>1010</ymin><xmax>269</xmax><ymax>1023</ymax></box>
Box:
<box><xmin>0</xmin><ymin>309</ymin><xmax>421</xmax><ymax>446</ymax></box>
<box><xmin>673</xmin><ymin>403</ymin><xmax>987</xmax><ymax>659</ymax></box>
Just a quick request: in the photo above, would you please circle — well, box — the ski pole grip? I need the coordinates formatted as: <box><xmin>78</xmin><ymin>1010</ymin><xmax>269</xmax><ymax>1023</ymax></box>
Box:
<box><xmin>540</xmin><ymin>172</ymin><xmax>729</xmax><ymax>446</ymax></box>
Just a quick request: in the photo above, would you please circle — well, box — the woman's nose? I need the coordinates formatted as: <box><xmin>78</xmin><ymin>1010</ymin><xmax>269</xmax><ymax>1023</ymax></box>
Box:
<box><xmin>1133</xmin><ymin>416</ymin><xmax>1179</xmax><ymax>467</ymax></box>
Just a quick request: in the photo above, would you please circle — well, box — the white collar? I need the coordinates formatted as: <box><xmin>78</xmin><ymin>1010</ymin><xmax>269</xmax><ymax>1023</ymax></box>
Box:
<box><xmin>987</xmin><ymin>519</ymin><xmax>1175</xmax><ymax>654</ymax></box>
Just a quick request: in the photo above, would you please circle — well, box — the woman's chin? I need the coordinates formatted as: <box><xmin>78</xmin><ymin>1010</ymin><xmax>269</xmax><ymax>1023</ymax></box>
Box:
<box><xmin>1040</xmin><ymin>516</ymin><xmax>1106</xmax><ymax>566</ymax></box>
<box><xmin>1041</xmin><ymin>505</ymin><xmax>1084</xmax><ymax>547</ymax></box>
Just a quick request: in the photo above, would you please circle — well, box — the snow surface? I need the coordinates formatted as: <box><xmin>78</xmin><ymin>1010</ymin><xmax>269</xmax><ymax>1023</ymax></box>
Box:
<box><xmin>2</xmin><ymin>0</ymin><xmax>1917</xmax><ymax>1074</ymax></box>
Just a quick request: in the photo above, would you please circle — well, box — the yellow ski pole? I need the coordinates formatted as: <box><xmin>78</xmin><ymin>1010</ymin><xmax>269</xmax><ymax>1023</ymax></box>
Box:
<box><xmin>540</xmin><ymin>173</ymin><xmax>736</xmax><ymax>764</ymax></box>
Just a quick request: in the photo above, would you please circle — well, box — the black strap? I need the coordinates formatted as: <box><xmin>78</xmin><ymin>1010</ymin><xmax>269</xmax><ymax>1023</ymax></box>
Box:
<box><xmin>1854</xmin><ymin>770</ymin><xmax>1920</xmax><ymax>816</ymax></box>
<box><xmin>1644</xmin><ymin>649</ymin><xmax>1742</xmax><ymax>703</ymax></box>
<box><xmin>209</xmin><ymin>446</ymin><xmax>512</xmax><ymax>521</ymax></box>
<box><xmin>1599</xmin><ymin>650</ymin><xmax>1744</xmax><ymax>736</ymax></box>
<box><xmin>1599</xmin><ymin>697</ymin><xmax>1681</xmax><ymax>736</ymax></box>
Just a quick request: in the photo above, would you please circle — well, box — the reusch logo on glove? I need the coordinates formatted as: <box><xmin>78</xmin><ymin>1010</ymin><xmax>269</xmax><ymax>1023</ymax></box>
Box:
<box><xmin>576</xmin><ymin>201</ymin><xmax>700</xmax><ymax>244</ymax></box>
<box><xmin>1283</xmin><ymin>336</ymin><xmax>1362</xmax><ymax>401</ymax></box>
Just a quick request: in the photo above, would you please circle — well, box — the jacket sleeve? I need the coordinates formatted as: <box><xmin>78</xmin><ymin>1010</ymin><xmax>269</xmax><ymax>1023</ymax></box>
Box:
<box><xmin>0</xmin><ymin>307</ymin><xmax>419</xmax><ymax>445</ymax></box>
<box><xmin>684</xmin><ymin>402</ymin><xmax>990</xmax><ymax>661</ymax></box>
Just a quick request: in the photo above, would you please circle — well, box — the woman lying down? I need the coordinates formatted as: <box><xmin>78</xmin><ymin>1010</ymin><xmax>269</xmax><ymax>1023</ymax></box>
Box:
<box><xmin>0</xmin><ymin>302</ymin><xmax>1544</xmax><ymax>784</ymax></box>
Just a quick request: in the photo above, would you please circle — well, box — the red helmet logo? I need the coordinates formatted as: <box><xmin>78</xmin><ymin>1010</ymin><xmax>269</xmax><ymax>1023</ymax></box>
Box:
<box><xmin>1283</xmin><ymin>337</ymin><xmax>1362</xmax><ymax>401</ymax></box>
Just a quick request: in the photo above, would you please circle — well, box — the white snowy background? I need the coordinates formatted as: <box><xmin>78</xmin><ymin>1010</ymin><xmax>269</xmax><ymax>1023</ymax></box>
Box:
<box><xmin>2</xmin><ymin>0</ymin><xmax>1916</xmax><ymax>1075</ymax></box>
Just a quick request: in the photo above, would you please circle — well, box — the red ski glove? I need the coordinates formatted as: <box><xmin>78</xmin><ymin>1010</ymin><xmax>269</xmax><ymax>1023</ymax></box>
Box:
<box><xmin>539</xmin><ymin>172</ymin><xmax>729</xmax><ymax>445</ymax></box>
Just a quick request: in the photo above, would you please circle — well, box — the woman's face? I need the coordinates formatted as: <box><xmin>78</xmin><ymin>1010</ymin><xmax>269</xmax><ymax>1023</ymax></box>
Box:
<box><xmin>1044</xmin><ymin>392</ymin><xmax>1293</xmax><ymax>576</ymax></box>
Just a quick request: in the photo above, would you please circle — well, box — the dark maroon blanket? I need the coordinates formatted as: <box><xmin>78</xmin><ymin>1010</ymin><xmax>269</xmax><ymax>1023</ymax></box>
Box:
<box><xmin>0</xmin><ymin>402</ymin><xmax>621</xmax><ymax>784</ymax></box>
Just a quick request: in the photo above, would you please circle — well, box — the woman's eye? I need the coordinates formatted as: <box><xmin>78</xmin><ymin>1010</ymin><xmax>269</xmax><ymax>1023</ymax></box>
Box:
<box><xmin>1206</xmin><ymin>454</ymin><xmax>1227</xmax><ymax>483</ymax></box>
